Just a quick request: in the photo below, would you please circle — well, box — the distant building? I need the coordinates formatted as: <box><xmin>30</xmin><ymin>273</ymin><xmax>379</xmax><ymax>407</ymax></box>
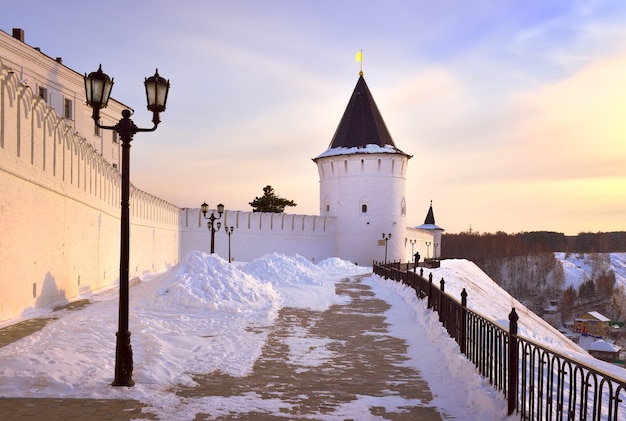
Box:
<box><xmin>575</xmin><ymin>311</ymin><xmax>610</xmax><ymax>337</ymax></box>
<box><xmin>543</xmin><ymin>299</ymin><xmax>559</xmax><ymax>315</ymax></box>
<box><xmin>587</xmin><ymin>339</ymin><xmax>622</xmax><ymax>363</ymax></box>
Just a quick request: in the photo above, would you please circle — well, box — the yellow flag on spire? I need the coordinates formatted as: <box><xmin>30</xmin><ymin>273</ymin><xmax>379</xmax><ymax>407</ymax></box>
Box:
<box><xmin>355</xmin><ymin>50</ymin><xmax>362</xmax><ymax>62</ymax></box>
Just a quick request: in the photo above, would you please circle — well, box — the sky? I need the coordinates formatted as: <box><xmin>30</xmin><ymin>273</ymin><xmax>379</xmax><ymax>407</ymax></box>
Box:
<box><xmin>2</xmin><ymin>1</ymin><xmax>626</xmax><ymax>235</ymax></box>
<box><xmin>2</xmin><ymin>251</ymin><xmax>624</xmax><ymax>419</ymax></box>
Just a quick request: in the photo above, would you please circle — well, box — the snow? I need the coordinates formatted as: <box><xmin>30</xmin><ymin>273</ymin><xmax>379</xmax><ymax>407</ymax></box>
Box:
<box><xmin>313</xmin><ymin>143</ymin><xmax>408</xmax><ymax>159</ymax></box>
<box><xmin>1</xmin><ymin>251</ymin><xmax>624</xmax><ymax>419</ymax></box>
<box><xmin>587</xmin><ymin>339</ymin><xmax>621</xmax><ymax>352</ymax></box>
<box><xmin>556</xmin><ymin>252</ymin><xmax>626</xmax><ymax>291</ymax></box>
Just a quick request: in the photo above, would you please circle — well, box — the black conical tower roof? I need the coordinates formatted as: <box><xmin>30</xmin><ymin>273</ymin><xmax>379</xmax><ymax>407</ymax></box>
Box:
<box><xmin>329</xmin><ymin>74</ymin><xmax>395</xmax><ymax>148</ymax></box>
<box><xmin>424</xmin><ymin>204</ymin><xmax>436</xmax><ymax>225</ymax></box>
<box><xmin>315</xmin><ymin>74</ymin><xmax>409</xmax><ymax>156</ymax></box>
<box><xmin>416</xmin><ymin>201</ymin><xmax>444</xmax><ymax>231</ymax></box>
<box><xmin>314</xmin><ymin>73</ymin><xmax>410</xmax><ymax>161</ymax></box>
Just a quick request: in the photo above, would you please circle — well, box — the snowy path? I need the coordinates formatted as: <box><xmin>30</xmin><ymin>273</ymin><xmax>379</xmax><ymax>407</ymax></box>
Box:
<box><xmin>169</xmin><ymin>275</ymin><xmax>443</xmax><ymax>420</ymax></box>
<box><xmin>0</xmin><ymin>253</ymin><xmax>510</xmax><ymax>420</ymax></box>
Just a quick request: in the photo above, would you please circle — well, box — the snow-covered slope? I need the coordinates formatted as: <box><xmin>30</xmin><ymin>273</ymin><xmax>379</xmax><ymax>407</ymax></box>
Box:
<box><xmin>556</xmin><ymin>252</ymin><xmax>626</xmax><ymax>290</ymax></box>
<box><xmin>426</xmin><ymin>259</ymin><xmax>587</xmax><ymax>356</ymax></box>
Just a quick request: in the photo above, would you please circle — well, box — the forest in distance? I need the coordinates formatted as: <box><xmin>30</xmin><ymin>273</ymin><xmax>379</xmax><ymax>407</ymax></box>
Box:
<box><xmin>440</xmin><ymin>231</ymin><xmax>626</xmax><ymax>333</ymax></box>
<box><xmin>440</xmin><ymin>231</ymin><xmax>626</xmax><ymax>262</ymax></box>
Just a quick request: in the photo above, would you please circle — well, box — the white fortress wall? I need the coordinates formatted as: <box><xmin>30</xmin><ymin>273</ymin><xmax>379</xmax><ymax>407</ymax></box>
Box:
<box><xmin>179</xmin><ymin>209</ymin><xmax>337</xmax><ymax>263</ymax></box>
<box><xmin>404</xmin><ymin>227</ymin><xmax>440</xmax><ymax>262</ymax></box>
<box><xmin>0</xmin><ymin>54</ymin><xmax>179</xmax><ymax>322</ymax></box>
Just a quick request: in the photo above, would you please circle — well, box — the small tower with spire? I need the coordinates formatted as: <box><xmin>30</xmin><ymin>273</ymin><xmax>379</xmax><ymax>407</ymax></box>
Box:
<box><xmin>313</xmin><ymin>71</ymin><xmax>412</xmax><ymax>264</ymax></box>
<box><xmin>415</xmin><ymin>201</ymin><xmax>445</xmax><ymax>259</ymax></box>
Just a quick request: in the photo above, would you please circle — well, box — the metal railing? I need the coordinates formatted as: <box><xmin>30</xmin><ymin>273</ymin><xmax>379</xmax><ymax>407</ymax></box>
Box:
<box><xmin>373</xmin><ymin>261</ymin><xmax>626</xmax><ymax>419</ymax></box>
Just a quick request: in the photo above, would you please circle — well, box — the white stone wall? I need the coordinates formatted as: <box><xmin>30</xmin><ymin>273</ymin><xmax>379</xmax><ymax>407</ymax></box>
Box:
<box><xmin>404</xmin><ymin>228</ymin><xmax>442</xmax><ymax>262</ymax></box>
<box><xmin>0</xmin><ymin>30</ymin><xmax>124</xmax><ymax>168</ymax></box>
<box><xmin>179</xmin><ymin>209</ymin><xmax>336</xmax><ymax>263</ymax></box>
<box><xmin>0</xmin><ymin>45</ymin><xmax>180</xmax><ymax>322</ymax></box>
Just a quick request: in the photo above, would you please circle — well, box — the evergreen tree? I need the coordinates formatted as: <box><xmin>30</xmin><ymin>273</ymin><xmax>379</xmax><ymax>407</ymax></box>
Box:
<box><xmin>249</xmin><ymin>185</ymin><xmax>297</xmax><ymax>213</ymax></box>
<box><xmin>578</xmin><ymin>279</ymin><xmax>597</xmax><ymax>301</ymax></box>
<box><xmin>596</xmin><ymin>269</ymin><xmax>616</xmax><ymax>298</ymax></box>
<box><xmin>561</xmin><ymin>285</ymin><xmax>577</xmax><ymax>321</ymax></box>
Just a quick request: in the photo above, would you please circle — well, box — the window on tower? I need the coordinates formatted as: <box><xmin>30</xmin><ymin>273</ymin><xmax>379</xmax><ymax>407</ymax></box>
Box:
<box><xmin>361</xmin><ymin>204</ymin><xmax>367</xmax><ymax>213</ymax></box>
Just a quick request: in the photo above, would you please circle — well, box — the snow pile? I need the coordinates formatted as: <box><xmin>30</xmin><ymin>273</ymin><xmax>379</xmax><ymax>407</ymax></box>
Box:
<box><xmin>136</xmin><ymin>250</ymin><xmax>279</xmax><ymax>313</ymax></box>
<box><xmin>242</xmin><ymin>252</ymin><xmax>323</xmax><ymax>286</ymax></box>
<box><xmin>241</xmin><ymin>253</ymin><xmax>369</xmax><ymax>310</ymax></box>
<box><xmin>317</xmin><ymin>256</ymin><xmax>365</xmax><ymax>273</ymax></box>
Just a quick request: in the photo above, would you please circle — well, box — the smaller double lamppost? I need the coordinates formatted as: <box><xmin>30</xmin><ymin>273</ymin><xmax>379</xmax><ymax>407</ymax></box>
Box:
<box><xmin>201</xmin><ymin>202</ymin><xmax>224</xmax><ymax>254</ymax></box>
<box><xmin>84</xmin><ymin>64</ymin><xmax>170</xmax><ymax>388</ymax></box>
<box><xmin>224</xmin><ymin>226</ymin><xmax>235</xmax><ymax>262</ymax></box>
<box><xmin>382</xmin><ymin>233</ymin><xmax>392</xmax><ymax>265</ymax></box>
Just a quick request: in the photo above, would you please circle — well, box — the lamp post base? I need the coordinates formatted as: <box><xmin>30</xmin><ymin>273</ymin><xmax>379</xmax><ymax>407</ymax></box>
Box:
<box><xmin>111</xmin><ymin>330</ymin><xmax>135</xmax><ymax>387</ymax></box>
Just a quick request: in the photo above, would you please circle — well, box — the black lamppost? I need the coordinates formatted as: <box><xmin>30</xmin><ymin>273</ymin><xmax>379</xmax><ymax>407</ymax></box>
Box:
<box><xmin>84</xmin><ymin>65</ymin><xmax>170</xmax><ymax>387</ymax></box>
<box><xmin>382</xmin><ymin>233</ymin><xmax>391</xmax><ymax>264</ymax></box>
<box><xmin>224</xmin><ymin>226</ymin><xmax>234</xmax><ymax>262</ymax></box>
<box><xmin>425</xmin><ymin>241</ymin><xmax>432</xmax><ymax>259</ymax></box>
<box><xmin>201</xmin><ymin>202</ymin><xmax>224</xmax><ymax>254</ymax></box>
<box><xmin>409</xmin><ymin>239</ymin><xmax>416</xmax><ymax>256</ymax></box>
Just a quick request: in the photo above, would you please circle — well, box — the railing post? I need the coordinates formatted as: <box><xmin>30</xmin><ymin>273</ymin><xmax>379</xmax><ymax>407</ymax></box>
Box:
<box><xmin>508</xmin><ymin>308</ymin><xmax>519</xmax><ymax>416</ymax></box>
<box><xmin>427</xmin><ymin>273</ymin><xmax>433</xmax><ymax>308</ymax></box>
<box><xmin>439</xmin><ymin>277</ymin><xmax>445</xmax><ymax>322</ymax></box>
<box><xmin>460</xmin><ymin>288</ymin><xmax>467</xmax><ymax>355</ymax></box>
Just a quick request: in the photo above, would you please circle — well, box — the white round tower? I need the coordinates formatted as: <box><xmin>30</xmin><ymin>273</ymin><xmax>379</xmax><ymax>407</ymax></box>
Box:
<box><xmin>313</xmin><ymin>73</ymin><xmax>411</xmax><ymax>265</ymax></box>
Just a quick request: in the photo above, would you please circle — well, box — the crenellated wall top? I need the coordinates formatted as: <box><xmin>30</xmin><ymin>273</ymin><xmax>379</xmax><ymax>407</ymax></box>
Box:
<box><xmin>181</xmin><ymin>208</ymin><xmax>336</xmax><ymax>235</ymax></box>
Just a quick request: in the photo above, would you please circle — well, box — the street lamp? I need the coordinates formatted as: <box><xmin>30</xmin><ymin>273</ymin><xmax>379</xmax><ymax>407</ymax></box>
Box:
<box><xmin>409</xmin><ymin>239</ymin><xmax>417</xmax><ymax>272</ymax></box>
<box><xmin>434</xmin><ymin>243</ymin><xmax>439</xmax><ymax>259</ymax></box>
<box><xmin>201</xmin><ymin>202</ymin><xmax>224</xmax><ymax>254</ymax></box>
<box><xmin>382</xmin><ymin>233</ymin><xmax>391</xmax><ymax>264</ymax></box>
<box><xmin>425</xmin><ymin>241</ymin><xmax>432</xmax><ymax>259</ymax></box>
<box><xmin>224</xmin><ymin>226</ymin><xmax>235</xmax><ymax>262</ymax></box>
<box><xmin>84</xmin><ymin>65</ymin><xmax>170</xmax><ymax>387</ymax></box>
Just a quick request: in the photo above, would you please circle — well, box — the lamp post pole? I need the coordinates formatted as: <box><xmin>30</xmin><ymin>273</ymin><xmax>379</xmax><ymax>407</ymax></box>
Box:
<box><xmin>84</xmin><ymin>65</ymin><xmax>170</xmax><ymax>387</ymax></box>
<box><xmin>382</xmin><ymin>233</ymin><xmax>391</xmax><ymax>265</ymax></box>
<box><xmin>426</xmin><ymin>241</ymin><xmax>432</xmax><ymax>259</ymax></box>
<box><xmin>409</xmin><ymin>239</ymin><xmax>417</xmax><ymax>271</ymax></box>
<box><xmin>225</xmin><ymin>226</ymin><xmax>234</xmax><ymax>262</ymax></box>
<box><xmin>201</xmin><ymin>203</ymin><xmax>224</xmax><ymax>254</ymax></box>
